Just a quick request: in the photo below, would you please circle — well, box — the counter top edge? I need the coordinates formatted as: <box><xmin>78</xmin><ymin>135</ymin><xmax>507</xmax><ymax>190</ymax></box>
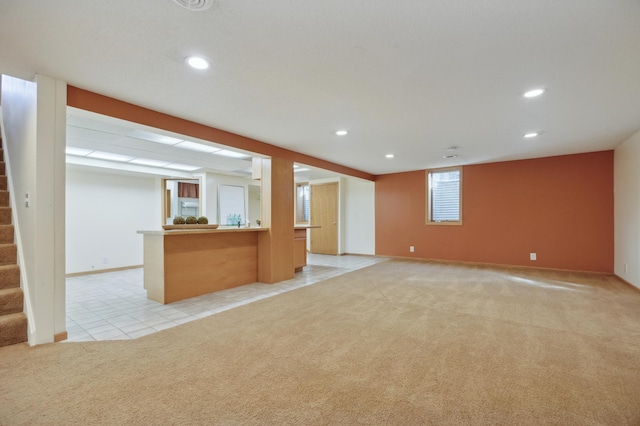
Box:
<box><xmin>138</xmin><ymin>228</ymin><xmax>269</xmax><ymax>236</ymax></box>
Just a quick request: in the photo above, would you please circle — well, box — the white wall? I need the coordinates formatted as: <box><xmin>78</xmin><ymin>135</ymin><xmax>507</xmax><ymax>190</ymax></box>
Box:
<box><xmin>343</xmin><ymin>178</ymin><xmax>375</xmax><ymax>255</ymax></box>
<box><xmin>1</xmin><ymin>74</ymin><xmax>67</xmax><ymax>345</ymax></box>
<box><xmin>614</xmin><ymin>129</ymin><xmax>640</xmax><ymax>288</ymax></box>
<box><xmin>66</xmin><ymin>169</ymin><xmax>161</xmax><ymax>274</ymax></box>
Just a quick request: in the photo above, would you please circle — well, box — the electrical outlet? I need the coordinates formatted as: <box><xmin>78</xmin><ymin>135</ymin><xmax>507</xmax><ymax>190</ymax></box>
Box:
<box><xmin>409</xmin><ymin>246</ymin><xmax>415</xmax><ymax>253</ymax></box>
<box><xmin>530</xmin><ymin>253</ymin><xmax>537</xmax><ymax>261</ymax></box>
<box><xmin>102</xmin><ymin>257</ymin><xmax>109</xmax><ymax>265</ymax></box>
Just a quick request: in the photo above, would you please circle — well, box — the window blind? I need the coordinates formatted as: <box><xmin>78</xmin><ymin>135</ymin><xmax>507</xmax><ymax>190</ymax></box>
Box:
<box><xmin>431</xmin><ymin>170</ymin><xmax>460</xmax><ymax>222</ymax></box>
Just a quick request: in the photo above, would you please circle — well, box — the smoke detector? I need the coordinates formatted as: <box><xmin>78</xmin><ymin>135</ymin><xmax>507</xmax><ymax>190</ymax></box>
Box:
<box><xmin>172</xmin><ymin>0</ymin><xmax>213</xmax><ymax>11</ymax></box>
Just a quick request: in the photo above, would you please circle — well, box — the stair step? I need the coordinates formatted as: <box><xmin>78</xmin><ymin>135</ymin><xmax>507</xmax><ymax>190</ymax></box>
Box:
<box><xmin>0</xmin><ymin>244</ymin><xmax>16</xmax><ymax>266</ymax></box>
<box><xmin>0</xmin><ymin>175</ymin><xmax>6</xmax><ymax>191</ymax></box>
<box><xmin>0</xmin><ymin>148</ymin><xmax>3</xmax><ymax>162</ymax></box>
<box><xmin>0</xmin><ymin>225</ymin><xmax>13</xmax><ymax>244</ymax></box>
<box><xmin>0</xmin><ymin>312</ymin><xmax>27</xmax><ymax>347</ymax></box>
<box><xmin>0</xmin><ymin>287</ymin><xmax>23</xmax><ymax>316</ymax></box>
<box><xmin>0</xmin><ymin>190</ymin><xmax>8</xmax><ymax>207</ymax></box>
<box><xmin>0</xmin><ymin>162</ymin><xmax>5</xmax><ymax>176</ymax></box>
<box><xmin>0</xmin><ymin>265</ymin><xmax>20</xmax><ymax>290</ymax></box>
<box><xmin>0</xmin><ymin>207</ymin><xmax>11</xmax><ymax>225</ymax></box>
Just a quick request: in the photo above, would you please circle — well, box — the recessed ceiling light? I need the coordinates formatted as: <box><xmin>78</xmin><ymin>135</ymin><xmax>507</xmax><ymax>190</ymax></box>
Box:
<box><xmin>523</xmin><ymin>88</ymin><xmax>545</xmax><ymax>98</ymax></box>
<box><xmin>335</xmin><ymin>130</ymin><xmax>348</xmax><ymax>136</ymax></box>
<box><xmin>443</xmin><ymin>154</ymin><xmax>457</xmax><ymax>159</ymax></box>
<box><xmin>175</xmin><ymin>140</ymin><xmax>220</xmax><ymax>153</ymax></box>
<box><xmin>129</xmin><ymin>158</ymin><xmax>171</xmax><ymax>167</ymax></box>
<box><xmin>524</xmin><ymin>132</ymin><xmax>539</xmax><ymax>138</ymax></box>
<box><xmin>385</xmin><ymin>154</ymin><xmax>395</xmax><ymax>158</ymax></box>
<box><xmin>87</xmin><ymin>151</ymin><xmax>134</xmax><ymax>162</ymax></box>
<box><xmin>186</xmin><ymin>56</ymin><xmax>209</xmax><ymax>70</ymax></box>
<box><xmin>164</xmin><ymin>163</ymin><xmax>201</xmax><ymax>171</ymax></box>
<box><xmin>65</xmin><ymin>147</ymin><xmax>94</xmax><ymax>156</ymax></box>
<box><xmin>294</xmin><ymin>168</ymin><xmax>310</xmax><ymax>173</ymax></box>
<box><xmin>213</xmin><ymin>149</ymin><xmax>250</xmax><ymax>159</ymax></box>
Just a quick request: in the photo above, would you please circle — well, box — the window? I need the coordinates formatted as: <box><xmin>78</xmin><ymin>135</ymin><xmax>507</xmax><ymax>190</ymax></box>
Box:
<box><xmin>163</xmin><ymin>178</ymin><xmax>200</xmax><ymax>225</ymax></box>
<box><xmin>296</xmin><ymin>182</ymin><xmax>310</xmax><ymax>224</ymax></box>
<box><xmin>427</xmin><ymin>167</ymin><xmax>462</xmax><ymax>225</ymax></box>
<box><xmin>177</xmin><ymin>182</ymin><xmax>199</xmax><ymax>198</ymax></box>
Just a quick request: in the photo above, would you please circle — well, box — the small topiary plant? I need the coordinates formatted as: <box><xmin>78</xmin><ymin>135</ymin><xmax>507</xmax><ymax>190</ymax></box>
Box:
<box><xmin>173</xmin><ymin>216</ymin><xmax>186</xmax><ymax>225</ymax></box>
<box><xmin>185</xmin><ymin>216</ymin><xmax>198</xmax><ymax>224</ymax></box>
<box><xmin>197</xmin><ymin>216</ymin><xmax>209</xmax><ymax>224</ymax></box>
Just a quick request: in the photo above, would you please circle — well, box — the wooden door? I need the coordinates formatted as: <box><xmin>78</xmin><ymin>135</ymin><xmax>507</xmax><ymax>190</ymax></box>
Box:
<box><xmin>310</xmin><ymin>182</ymin><xmax>338</xmax><ymax>255</ymax></box>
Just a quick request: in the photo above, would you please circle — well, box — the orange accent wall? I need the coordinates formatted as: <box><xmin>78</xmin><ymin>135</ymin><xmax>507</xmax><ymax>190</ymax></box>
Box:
<box><xmin>375</xmin><ymin>151</ymin><xmax>614</xmax><ymax>272</ymax></box>
<box><xmin>66</xmin><ymin>86</ymin><xmax>374</xmax><ymax>181</ymax></box>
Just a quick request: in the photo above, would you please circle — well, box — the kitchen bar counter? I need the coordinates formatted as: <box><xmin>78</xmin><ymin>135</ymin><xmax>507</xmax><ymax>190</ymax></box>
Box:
<box><xmin>139</xmin><ymin>227</ymin><xmax>267</xmax><ymax>236</ymax></box>
<box><xmin>137</xmin><ymin>228</ymin><xmax>268</xmax><ymax>304</ymax></box>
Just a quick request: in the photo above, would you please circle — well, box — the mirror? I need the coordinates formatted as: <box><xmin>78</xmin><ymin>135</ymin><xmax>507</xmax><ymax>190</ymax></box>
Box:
<box><xmin>164</xmin><ymin>178</ymin><xmax>201</xmax><ymax>225</ymax></box>
<box><xmin>248</xmin><ymin>184</ymin><xmax>261</xmax><ymax>227</ymax></box>
<box><xmin>218</xmin><ymin>184</ymin><xmax>247</xmax><ymax>226</ymax></box>
<box><xmin>295</xmin><ymin>182</ymin><xmax>310</xmax><ymax>224</ymax></box>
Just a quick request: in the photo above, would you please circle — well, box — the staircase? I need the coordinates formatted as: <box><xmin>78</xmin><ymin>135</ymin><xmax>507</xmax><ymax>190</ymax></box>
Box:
<box><xmin>0</xmin><ymin>138</ymin><xmax>27</xmax><ymax>347</ymax></box>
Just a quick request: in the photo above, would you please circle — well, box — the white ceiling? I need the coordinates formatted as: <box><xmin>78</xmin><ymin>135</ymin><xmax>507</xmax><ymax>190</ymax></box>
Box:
<box><xmin>65</xmin><ymin>108</ymin><xmax>338</xmax><ymax>182</ymax></box>
<box><xmin>66</xmin><ymin>108</ymin><xmax>254</xmax><ymax>177</ymax></box>
<box><xmin>1</xmin><ymin>1</ymin><xmax>640</xmax><ymax>176</ymax></box>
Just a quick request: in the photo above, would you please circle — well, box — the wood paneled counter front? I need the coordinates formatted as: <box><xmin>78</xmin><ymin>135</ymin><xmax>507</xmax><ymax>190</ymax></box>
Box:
<box><xmin>137</xmin><ymin>228</ymin><xmax>268</xmax><ymax>304</ymax></box>
<box><xmin>293</xmin><ymin>225</ymin><xmax>320</xmax><ymax>272</ymax></box>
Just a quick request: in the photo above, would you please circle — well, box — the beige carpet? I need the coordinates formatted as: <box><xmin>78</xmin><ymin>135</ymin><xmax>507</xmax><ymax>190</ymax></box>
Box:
<box><xmin>1</xmin><ymin>259</ymin><xmax>640</xmax><ymax>425</ymax></box>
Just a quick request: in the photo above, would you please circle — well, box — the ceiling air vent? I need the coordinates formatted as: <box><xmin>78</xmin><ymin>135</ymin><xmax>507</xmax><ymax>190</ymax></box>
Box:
<box><xmin>172</xmin><ymin>0</ymin><xmax>213</xmax><ymax>11</ymax></box>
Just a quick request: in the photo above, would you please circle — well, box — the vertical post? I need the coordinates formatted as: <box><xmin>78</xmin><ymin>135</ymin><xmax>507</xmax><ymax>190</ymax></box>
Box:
<box><xmin>258</xmin><ymin>157</ymin><xmax>294</xmax><ymax>283</ymax></box>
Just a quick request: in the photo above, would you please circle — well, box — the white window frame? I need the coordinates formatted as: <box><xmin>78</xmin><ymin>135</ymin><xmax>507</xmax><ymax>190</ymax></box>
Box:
<box><xmin>426</xmin><ymin>167</ymin><xmax>462</xmax><ymax>226</ymax></box>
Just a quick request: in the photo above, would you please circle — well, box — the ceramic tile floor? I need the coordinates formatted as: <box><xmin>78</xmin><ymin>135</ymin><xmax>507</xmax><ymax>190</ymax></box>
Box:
<box><xmin>65</xmin><ymin>253</ymin><xmax>387</xmax><ymax>342</ymax></box>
